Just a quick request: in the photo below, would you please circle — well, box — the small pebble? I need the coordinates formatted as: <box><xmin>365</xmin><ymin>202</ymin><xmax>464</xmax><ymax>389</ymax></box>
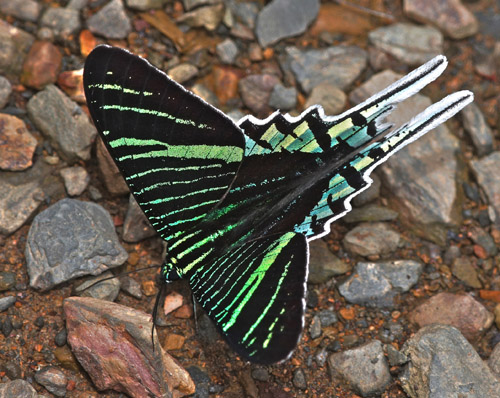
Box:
<box><xmin>292</xmin><ymin>368</ymin><xmax>307</xmax><ymax>390</ymax></box>
<box><xmin>34</xmin><ymin>315</ymin><xmax>45</xmax><ymax>328</ymax></box>
<box><xmin>251</xmin><ymin>367</ymin><xmax>269</xmax><ymax>382</ymax></box>
<box><xmin>54</xmin><ymin>329</ymin><xmax>67</xmax><ymax>347</ymax></box>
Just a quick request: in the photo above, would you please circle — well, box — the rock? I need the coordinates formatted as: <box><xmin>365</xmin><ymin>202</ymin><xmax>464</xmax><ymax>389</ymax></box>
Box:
<box><xmin>489</xmin><ymin>342</ymin><xmax>500</xmax><ymax>378</ymax></box>
<box><xmin>40</xmin><ymin>7</ymin><xmax>80</xmax><ymax>40</ymax></box>
<box><xmin>126</xmin><ymin>0</ymin><xmax>168</xmax><ymax>11</ymax></box>
<box><xmin>268</xmin><ymin>83</ymin><xmax>297</xmax><ymax>111</ymax></box>
<box><xmin>0</xmin><ymin>296</ymin><xmax>16</xmax><ymax>312</ymax></box>
<box><xmin>64</xmin><ymin>297</ymin><xmax>195</xmax><ymax>397</ymax></box>
<box><xmin>0</xmin><ymin>379</ymin><xmax>38</xmax><ymax>398</ymax></box>
<box><xmin>368</xmin><ymin>23</ymin><xmax>443</xmax><ymax>65</ymax></box>
<box><xmin>122</xmin><ymin>195</ymin><xmax>157</xmax><ymax>242</ymax></box>
<box><xmin>186</xmin><ymin>366</ymin><xmax>210</xmax><ymax>398</ymax></box>
<box><xmin>182</xmin><ymin>0</ymin><xmax>221</xmax><ymax>11</ymax></box>
<box><xmin>168</xmin><ymin>63</ymin><xmax>198</xmax><ymax>84</ymax></box>
<box><xmin>409</xmin><ymin>293</ymin><xmax>493</xmax><ymax>341</ymax></box>
<box><xmin>256</xmin><ymin>0</ymin><xmax>320</xmax><ymax>47</ymax></box>
<box><xmin>0</xmin><ymin>0</ymin><xmax>41</xmax><ymax>22</ymax></box>
<box><xmin>119</xmin><ymin>276</ymin><xmax>143</xmax><ymax>299</ymax></box>
<box><xmin>34</xmin><ymin>366</ymin><xmax>67</xmax><ymax>397</ymax></box>
<box><xmin>60</xmin><ymin>166</ymin><xmax>90</xmax><ymax>196</ymax></box>
<box><xmin>470</xmin><ymin>152</ymin><xmax>500</xmax><ymax>226</ymax></box>
<box><xmin>386</xmin><ymin>344</ymin><xmax>408</xmax><ymax>366</ymax></box>
<box><xmin>308</xmin><ymin>239</ymin><xmax>350</xmax><ymax>284</ymax></box>
<box><xmin>343</xmin><ymin>222</ymin><xmax>401</xmax><ymax>257</ymax></box>
<box><xmin>251</xmin><ymin>367</ymin><xmax>269</xmax><ymax>382</ymax></box>
<box><xmin>328</xmin><ymin>340</ymin><xmax>391</xmax><ymax>396</ymax></box>
<box><xmin>339</xmin><ymin>260</ymin><xmax>423</xmax><ymax>308</ymax></box>
<box><xmin>0</xmin><ymin>272</ymin><xmax>15</xmax><ymax>291</ymax></box>
<box><xmin>96</xmin><ymin>137</ymin><xmax>130</xmax><ymax>195</ymax></box>
<box><xmin>304</xmin><ymin>84</ymin><xmax>346</xmax><ymax>116</ymax></box>
<box><xmin>343</xmin><ymin>204</ymin><xmax>398</xmax><ymax>224</ymax></box>
<box><xmin>225</xmin><ymin>0</ymin><xmax>258</xmax><ymax>29</ymax></box>
<box><xmin>177</xmin><ymin>3</ymin><xmax>225</xmax><ymax>31</ymax></box>
<box><xmin>54</xmin><ymin>329</ymin><xmax>67</xmax><ymax>347</ymax></box>
<box><xmin>496</xmin><ymin>304</ymin><xmax>500</xmax><ymax>329</ymax></box>
<box><xmin>57</xmin><ymin>69</ymin><xmax>85</xmax><ymax>104</ymax></box>
<box><xmin>0</xmin><ymin>20</ymin><xmax>34</xmax><ymax>77</ymax></box>
<box><xmin>163</xmin><ymin>333</ymin><xmax>186</xmax><ymax>351</ymax></box>
<box><xmin>282</xmin><ymin>45</ymin><xmax>367</xmax><ymax>94</ymax></box>
<box><xmin>27</xmin><ymin>84</ymin><xmax>97</xmax><ymax>162</ymax></box>
<box><xmin>0</xmin><ymin>76</ymin><xmax>12</xmax><ymax>108</ymax></box>
<box><xmin>0</xmin><ymin>180</ymin><xmax>44</xmax><ymax>235</ymax></box>
<box><xmin>216</xmin><ymin>38</ymin><xmax>239</xmax><ymax>64</ymax></box>
<box><xmin>400</xmin><ymin>324</ymin><xmax>500</xmax><ymax>397</ymax></box>
<box><xmin>451</xmin><ymin>256</ymin><xmax>482</xmax><ymax>288</ymax></box>
<box><xmin>87</xmin><ymin>0</ymin><xmax>131</xmax><ymax>39</ymax></box>
<box><xmin>462</xmin><ymin>102</ymin><xmax>494</xmax><ymax>157</ymax></box>
<box><xmin>292</xmin><ymin>368</ymin><xmax>307</xmax><ymax>390</ymax></box>
<box><xmin>213</xmin><ymin>65</ymin><xmax>242</xmax><ymax>105</ymax></box>
<box><xmin>21</xmin><ymin>41</ymin><xmax>62</xmax><ymax>90</ymax></box>
<box><xmin>25</xmin><ymin>199</ymin><xmax>128</xmax><ymax>291</ymax></box>
<box><xmin>0</xmin><ymin>114</ymin><xmax>37</xmax><ymax>171</ymax></box>
<box><xmin>309</xmin><ymin>314</ymin><xmax>321</xmax><ymax>339</ymax></box>
<box><xmin>403</xmin><ymin>0</ymin><xmax>478</xmax><ymax>39</ymax></box>
<box><xmin>164</xmin><ymin>291</ymin><xmax>184</xmax><ymax>315</ymax></box>
<box><xmin>352</xmin><ymin>173</ymin><xmax>381</xmax><ymax>207</ymax></box>
<box><xmin>239</xmin><ymin>73</ymin><xmax>280</xmax><ymax>116</ymax></box>
<box><xmin>75</xmin><ymin>271</ymin><xmax>121</xmax><ymax>302</ymax></box>
<box><xmin>468</xmin><ymin>225</ymin><xmax>497</xmax><ymax>257</ymax></box>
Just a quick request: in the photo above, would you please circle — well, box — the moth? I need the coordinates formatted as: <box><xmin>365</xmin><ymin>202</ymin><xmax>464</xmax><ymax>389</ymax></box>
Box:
<box><xmin>84</xmin><ymin>45</ymin><xmax>473</xmax><ymax>364</ymax></box>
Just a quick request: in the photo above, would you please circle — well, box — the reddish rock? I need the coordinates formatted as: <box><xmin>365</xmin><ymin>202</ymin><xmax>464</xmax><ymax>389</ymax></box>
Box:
<box><xmin>21</xmin><ymin>41</ymin><xmax>62</xmax><ymax>90</ymax></box>
<box><xmin>173</xmin><ymin>304</ymin><xmax>193</xmax><ymax>319</ymax></box>
<box><xmin>239</xmin><ymin>73</ymin><xmax>280</xmax><ymax>116</ymax></box>
<box><xmin>57</xmin><ymin>69</ymin><xmax>85</xmax><ymax>104</ymax></box>
<box><xmin>164</xmin><ymin>291</ymin><xmax>183</xmax><ymax>316</ymax></box>
<box><xmin>0</xmin><ymin>114</ymin><xmax>37</xmax><ymax>171</ymax></box>
<box><xmin>164</xmin><ymin>334</ymin><xmax>186</xmax><ymax>351</ymax></box>
<box><xmin>96</xmin><ymin>137</ymin><xmax>130</xmax><ymax>196</ymax></box>
<box><xmin>64</xmin><ymin>296</ymin><xmax>195</xmax><ymax>398</ymax></box>
<box><xmin>409</xmin><ymin>293</ymin><xmax>494</xmax><ymax>341</ymax></box>
<box><xmin>213</xmin><ymin>65</ymin><xmax>241</xmax><ymax>105</ymax></box>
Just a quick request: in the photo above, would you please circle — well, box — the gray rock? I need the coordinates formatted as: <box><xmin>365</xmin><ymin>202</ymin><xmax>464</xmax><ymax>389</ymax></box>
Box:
<box><xmin>67</xmin><ymin>0</ymin><xmax>88</xmax><ymax>10</ymax></box>
<box><xmin>386</xmin><ymin>344</ymin><xmax>408</xmax><ymax>366</ymax></box>
<box><xmin>329</xmin><ymin>340</ymin><xmax>391</xmax><ymax>396</ymax></box>
<box><xmin>368</xmin><ymin>23</ymin><xmax>443</xmax><ymax>65</ymax></box>
<box><xmin>0</xmin><ymin>379</ymin><xmax>38</xmax><ymax>398</ymax></box>
<box><xmin>462</xmin><ymin>102</ymin><xmax>494</xmax><ymax>157</ymax></box>
<box><xmin>251</xmin><ymin>367</ymin><xmax>269</xmax><ymax>382</ymax></box>
<box><xmin>475</xmin><ymin>9</ymin><xmax>500</xmax><ymax>40</ymax></box>
<box><xmin>122</xmin><ymin>194</ymin><xmax>157</xmax><ymax>243</ymax></box>
<box><xmin>256</xmin><ymin>0</ymin><xmax>320</xmax><ymax>47</ymax></box>
<box><xmin>401</xmin><ymin>324</ymin><xmax>500</xmax><ymax>398</ymax></box>
<box><xmin>339</xmin><ymin>260</ymin><xmax>423</xmax><ymax>308</ymax></box>
<box><xmin>183</xmin><ymin>0</ymin><xmax>221</xmax><ymax>11</ymax></box>
<box><xmin>488</xmin><ymin>342</ymin><xmax>500</xmax><ymax>378</ymax></box>
<box><xmin>304</xmin><ymin>84</ymin><xmax>346</xmax><ymax>116</ymax></box>
<box><xmin>0</xmin><ymin>0</ymin><xmax>41</xmax><ymax>22</ymax></box>
<box><xmin>470</xmin><ymin>152</ymin><xmax>500</xmax><ymax>226</ymax></box>
<box><xmin>26</xmin><ymin>198</ymin><xmax>128</xmax><ymax>291</ymax></box>
<box><xmin>87</xmin><ymin>0</ymin><xmax>131</xmax><ymax>39</ymax></box>
<box><xmin>352</xmin><ymin>173</ymin><xmax>381</xmax><ymax>206</ymax></box>
<box><xmin>119</xmin><ymin>276</ymin><xmax>143</xmax><ymax>299</ymax></box>
<box><xmin>75</xmin><ymin>271</ymin><xmax>121</xmax><ymax>302</ymax></box>
<box><xmin>177</xmin><ymin>3</ymin><xmax>225</xmax><ymax>31</ymax></box>
<box><xmin>126</xmin><ymin>0</ymin><xmax>168</xmax><ymax>10</ymax></box>
<box><xmin>40</xmin><ymin>7</ymin><xmax>81</xmax><ymax>40</ymax></box>
<box><xmin>0</xmin><ymin>76</ymin><xmax>12</xmax><ymax>108</ymax></box>
<box><xmin>191</xmin><ymin>83</ymin><xmax>219</xmax><ymax>107</ymax></box>
<box><xmin>268</xmin><ymin>83</ymin><xmax>297</xmax><ymax>111</ymax></box>
<box><xmin>34</xmin><ymin>366</ymin><xmax>67</xmax><ymax>397</ymax></box>
<box><xmin>343</xmin><ymin>222</ymin><xmax>401</xmax><ymax>257</ymax></box>
<box><xmin>60</xmin><ymin>166</ymin><xmax>90</xmax><ymax>196</ymax></box>
<box><xmin>343</xmin><ymin>204</ymin><xmax>398</xmax><ymax>224</ymax></box>
<box><xmin>0</xmin><ymin>271</ymin><xmax>16</xmax><ymax>291</ymax></box>
<box><xmin>308</xmin><ymin>239</ymin><xmax>350</xmax><ymax>284</ymax></box>
<box><xmin>0</xmin><ymin>296</ymin><xmax>16</xmax><ymax>312</ymax></box>
<box><xmin>309</xmin><ymin>314</ymin><xmax>321</xmax><ymax>339</ymax></box>
<box><xmin>225</xmin><ymin>0</ymin><xmax>259</xmax><ymax>28</ymax></box>
<box><xmin>468</xmin><ymin>225</ymin><xmax>497</xmax><ymax>257</ymax></box>
<box><xmin>318</xmin><ymin>309</ymin><xmax>338</xmax><ymax>327</ymax></box>
<box><xmin>239</xmin><ymin>73</ymin><xmax>280</xmax><ymax>116</ymax></box>
<box><xmin>0</xmin><ymin>180</ymin><xmax>44</xmax><ymax>235</ymax></box>
<box><xmin>292</xmin><ymin>368</ymin><xmax>307</xmax><ymax>390</ymax></box>
<box><xmin>216</xmin><ymin>38</ymin><xmax>239</xmax><ymax>64</ymax></box>
<box><xmin>451</xmin><ymin>256</ymin><xmax>482</xmax><ymax>288</ymax></box>
<box><xmin>283</xmin><ymin>46</ymin><xmax>367</xmax><ymax>94</ymax></box>
<box><xmin>168</xmin><ymin>63</ymin><xmax>198</xmax><ymax>84</ymax></box>
<box><xmin>27</xmin><ymin>85</ymin><xmax>97</xmax><ymax>162</ymax></box>
<box><xmin>0</xmin><ymin>20</ymin><xmax>34</xmax><ymax>77</ymax></box>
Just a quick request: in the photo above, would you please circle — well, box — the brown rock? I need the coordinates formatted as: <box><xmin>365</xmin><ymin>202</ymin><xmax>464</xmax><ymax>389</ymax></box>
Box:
<box><xmin>96</xmin><ymin>137</ymin><xmax>130</xmax><ymax>196</ymax></box>
<box><xmin>177</xmin><ymin>3</ymin><xmax>225</xmax><ymax>31</ymax></box>
<box><xmin>21</xmin><ymin>41</ymin><xmax>62</xmax><ymax>90</ymax></box>
<box><xmin>451</xmin><ymin>256</ymin><xmax>482</xmax><ymax>288</ymax></box>
<box><xmin>213</xmin><ymin>65</ymin><xmax>241</xmax><ymax>105</ymax></box>
<box><xmin>57</xmin><ymin>69</ymin><xmax>85</xmax><ymax>104</ymax></box>
<box><xmin>409</xmin><ymin>292</ymin><xmax>494</xmax><ymax>341</ymax></box>
<box><xmin>64</xmin><ymin>296</ymin><xmax>195</xmax><ymax>398</ymax></box>
<box><xmin>239</xmin><ymin>73</ymin><xmax>280</xmax><ymax>116</ymax></box>
<box><xmin>0</xmin><ymin>114</ymin><xmax>37</xmax><ymax>171</ymax></box>
<box><xmin>173</xmin><ymin>304</ymin><xmax>193</xmax><ymax>319</ymax></box>
<box><xmin>0</xmin><ymin>20</ymin><xmax>34</xmax><ymax>77</ymax></box>
<box><xmin>164</xmin><ymin>334</ymin><xmax>186</xmax><ymax>351</ymax></box>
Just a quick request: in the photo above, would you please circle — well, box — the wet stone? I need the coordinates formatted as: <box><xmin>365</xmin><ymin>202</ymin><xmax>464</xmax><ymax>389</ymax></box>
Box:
<box><xmin>177</xmin><ymin>3</ymin><xmax>225</xmax><ymax>31</ymax></box>
<box><xmin>368</xmin><ymin>23</ymin><xmax>443</xmax><ymax>65</ymax></box>
<box><xmin>292</xmin><ymin>368</ymin><xmax>307</xmax><ymax>390</ymax></box>
<box><xmin>451</xmin><ymin>256</ymin><xmax>482</xmax><ymax>288</ymax></box>
<box><xmin>462</xmin><ymin>102</ymin><xmax>494</xmax><ymax>157</ymax></box>
<box><xmin>400</xmin><ymin>325</ymin><xmax>500</xmax><ymax>397</ymax></box>
<box><xmin>0</xmin><ymin>296</ymin><xmax>16</xmax><ymax>312</ymax></box>
<box><xmin>403</xmin><ymin>0</ymin><xmax>478</xmax><ymax>39</ymax></box>
<box><xmin>0</xmin><ymin>379</ymin><xmax>38</xmax><ymax>398</ymax></box>
<box><xmin>0</xmin><ymin>0</ymin><xmax>41</xmax><ymax>22</ymax></box>
<box><xmin>216</xmin><ymin>38</ymin><xmax>239</xmax><ymax>64</ymax></box>
<box><xmin>168</xmin><ymin>63</ymin><xmax>198</xmax><ymax>84</ymax></box>
<box><xmin>0</xmin><ymin>20</ymin><xmax>34</xmax><ymax>77</ymax></box>
<box><xmin>308</xmin><ymin>239</ymin><xmax>351</xmax><ymax>284</ymax></box>
<box><xmin>328</xmin><ymin>340</ymin><xmax>391</xmax><ymax>396</ymax></box>
<box><xmin>304</xmin><ymin>84</ymin><xmax>346</xmax><ymax>116</ymax></box>
<box><xmin>60</xmin><ymin>166</ymin><xmax>90</xmax><ymax>197</ymax></box>
<box><xmin>268</xmin><ymin>83</ymin><xmax>297</xmax><ymax>111</ymax></box>
<box><xmin>0</xmin><ymin>76</ymin><xmax>12</xmax><ymax>108</ymax></box>
<box><xmin>409</xmin><ymin>292</ymin><xmax>493</xmax><ymax>341</ymax></box>
<box><xmin>75</xmin><ymin>271</ymin><xmax>121</xmax><ymax>302</ymax></box>
<box><xmin>21</xmin><ymin>41</ymin><xmax>62</xmax><ymax>90</ymax></box>
<box><xmin>339</xmin><ymin>260</ymin><xmax>423</xmax><ymax>308</ymax></box>
<box><xmin>87</xmin><ymin>0</ymin><xmax>132</xmax><ymax>39</ymax></box>
<box><xmin>122</xmin><ymin>195</ymin><xmax>156</xmax><ymax>242</ymax></box>
<box><xmin>256</xmin><ymin>0</ymin><xmax>320</xmax><ymax>47</ymax></box>
<box><xmin>0</xmin><ymin>114</ymin><xmax>37</xmax><ymax>171</ymax></box>
<box><xmin>239</xmin><ymin>73</ymin><xmax>280</xmax><ymax>116</ymax></box>
<box><xmin>34</xmin><ymin>366</ymin><xmax>67</xmax><ymax>397</ymax></box>
<box><xmin>343</xmin><ymin>222</ymin><xmax>401</xmax><ymax>257</ymax></box>
<box><xmin>25</xmin><ymin>198</ymin><xmax>128</xmax><ymax>291</ymax></box>
<box><xmin>126</xmin><ymin>0</ymin><xmax>168</xmax><ymax>11</ymax></box>
<box><xmin>282</xmin><ymin>45</ymin><xmax>367</xmax><ymax>94</ymax></box>
<box><xmin>119</xmin><ymin>276</ymin><xmax>143</xmax><ymax>299</ymax></box>
<box><xmin>343</xmin><ymin>204</ymin><xmax>398</xmax><ymax>224</ymax></box>
<box><xmin>40</xmin><ymin>7</ymin><xmax>80</xmax><ymax>40</ymax></box>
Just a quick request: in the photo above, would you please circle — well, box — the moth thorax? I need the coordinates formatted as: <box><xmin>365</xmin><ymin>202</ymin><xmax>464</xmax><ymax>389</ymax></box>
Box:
<box><xmin>162</xmin><ymin>261</ymin><xmax>181</xmax><ymax>282</ymax></box>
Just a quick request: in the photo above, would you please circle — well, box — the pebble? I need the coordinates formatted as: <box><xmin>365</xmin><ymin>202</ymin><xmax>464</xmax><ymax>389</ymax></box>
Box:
<box><xmin>0</xmin><ymin>20</ymin><xmax>34</xmax><ymax>77</ymax></box>
<box><xmin>368</xmin><ymin>23</ymin><xmax>443</xmax><ymax>65</ymax></box>
<box><xmin>35</xmin><ymin>366</ymin><xmax>67</xmax><ymax>397</ymax></box>
<box><xmin>0</xmin><ymin>114</ymin><xmax>37</xmax><ymax>171</ymax></box>
<box><xmin>403</xmin><ymin>0</ymin><xmax>478</xmax><ymax>39</ymax></box>
<box><xmin>309</xmin><ymin>314</ymin><xmax>321</xmax><ymax>339</ymax></box>
<box><xmin>25</xmin><ymin>198</ymin><xmax>128</xmax><ymax>291</ymax></box>
<box><xmin>489</xmin><ymin>342</ymin><xmax>500</xmax><ymax>378</ymax></box>
<box><xmin>54</xmin><ymin>329</ymin><xmax>67</xmax><ymax>347</ymax></box>
<box><xmin>27</xmin><ymin>84</ymin><xmax>97</xmax><ymax>162</ymax></box>
<box><xmin>409</xmin><ymin>292</ymin><xmax>493</xmax><ymax>341</ymax></box>
<box><xmin>282</xmin><ymin>45</ymin><xmax>367</xmax><ymax>94</ymax></box>
<box><xmin>0</xmin><ymin>0</ymin><xmax>41</xmax><ymax>22</ymax></box>
<box><xmin>343</xmin><ymin>204</ymin><xmax>398</xmax><ymax>224</ymax></box>
<box><xmin>191</xmin><ymin>83</ymin><xmax>219</xmax><ymax>107</ymax></box>
<box><xmin>451</xmin><ymin>256</ymin><xmax>482</xmax><ymax>288</ymax></box>
<box><xmin>64</xmin><ymin>296</ymin><xmax>195</xmax><ymax>397</ymax></box>
<box><xmin>256</xmin><ymin>0</ymin><xmax>320</xmax><ymax>47</ymax></box>
<box><xmin>0</xmin><ymin>296</ymin><xmax>16</xmax><ymax>312</ymax></box>
<box><xmin>118</xmin><ymin>275</ymin><xmax>143</xmax><ymax>299</ymax></box>
<box><xmin>401</xmin><ymin>324</ymin><xmax>500</xmax><ymax>397</ymax></box>
<box><xmin>470</xmin><ymin>152</ymin><xmax>500</xmax><ymax>226</ymax></box>
<box><xmin>239</xmin><ymin>73</ymin><xmax>280</xmax><ymax>116</ymax></box>
<box><xmin>60</xmin><ymin>166</ymin><xmax>90</xmax><ymax>196</ymax></box>
<box><xmin>268</xmin><ymin>83</ymin><xmax>297</xmax><ymax>111</ymax></box>
<box><xmin>54</xmin><ymin>346</ymin><xmax>79</xmax><ymax>372</ymax></box>
<box><xmin>57</xmin><ymin>69</ymin><xmax>86</xmax><ymax>104</ymax></box>
<box><xmin>122</xmin><ymin>195</ymin><xmax>156</xmax><ymax>242</ymax></box>
<box><xmin>182</xmin><ymin>0</ymin><xmax>221</xmax><ymax>11</ymax></box>
<box><xmin>0</xmin><ymin>271</ymin><xmax>15</xmax><ymax>291</ymax></box>
<box><xmin>385</xmin><ymin>344</ymin><xmax>408</xmax><ymax>366</ymax></box>
<box><xmin>87</xmin><ymin>0</ymin><xmax>132</xmax><ymax>39</ymax></box>
<box><xmin>126</xmin><ymin>0</ymin><xmax>168</xmax><ymax>11</ymax></box>
<box><xmin>468</xmin><ymin>226</ymin><xmax>497</xmax><ymax>257</ymax></box>
<box><xmin>251</xmin><ymin>367</ymin><xmax>269</xmax><ymax>382</ymax></box>
<box><xmin>307</xmin><ymin>239</ymin><xmax>350</xmax><ymax>284</ymax></box>
<box><xmin>343</xmin><ymin>222</ymin><xmax>401</xmax><ymax>257</ymax></box>
<box><xmin>164</xmin><ymin>291</ymin><xmax>184</xmax><ymax>315</ymax></box>
<box><xmin>461</xmin><ymin>102</ymin><xmax>494</xmax><ymax>157</ymax></box>
<box><xmin>3</xmin><ymin>361</ymin><xmax>22</xmax><ymax>379</ymax></box>
<box><xmin>168</xmin><ymin>63</ymin><xmax>198</xmax><ymax>84</ymax></box>
<box><xmin>339</xmin><ymin>260</ymin><xmax>423</xmax><ymax>308</ymax></box>
<box><xmin>177</xmin><ymin>3</ymin><xmax>225</xmax><ymax>31</ymax></box>
<box><xmin>75</xmin><ymin>271</ymin><xmax>121</xmax><ymax>302</ymax></box>
<box><xmin>304</xmin><ymin>84</ymin><xmax>346</xmax><ymax>116</ymax></box>
<box><xmin>34</xmin><ymin>315</ymin><xmax>44</xmax><ymax>328</ymax></box>
<box><xmin>1</xmin><ymin>316</ymin><xmax>12</xmax><ymax>337</ymax></box>
<box><xmin>328</xmin><ymin>340</ymin><xmax>391</xmax><ymax>396</ymax></box>
<box><xmin>164</xmin><ymin>333</ymin><xmax>186</xmax><ymax>350</ymax></box>
<box><xmin>0</xmin><ymin>75</ymin><xmax>12</xmax><ymax>108</ymax></box>
<box><xmin>318</xmin><ymin>309</ymin><xmax>338</xmax><ymax>327</ymax></box>
<box><xmin>21</xmin><ymin>41</ymin><xmax>62</xmax><ymax>90</ymax></box>
<box><xmin>0</xmin><ymin>380</ymin><xmax>39</xmax><ymax>397</ymax></box>
<box><xmin>216</xmin><ymin>38</ymin><xmax>239</xmax><ymax>64</ymax></box>
<box><xmin>292</xmin><ymin>368</ymin><xmax>307</xmax><ymax>390</ymax></box>
<box><xmin>226</xmin><ymin>0</ymin><xmax>259</xmax><ymax>29</ymax></box>
<box><xmin>96</xmin><ymin>137</ymin><xmax>130</xmax><ymax>195</ymax></box>
<box><xmin>40</xmin><ymin>7</ymin><xmax>80</xmax><ymax>40</ymax></box>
